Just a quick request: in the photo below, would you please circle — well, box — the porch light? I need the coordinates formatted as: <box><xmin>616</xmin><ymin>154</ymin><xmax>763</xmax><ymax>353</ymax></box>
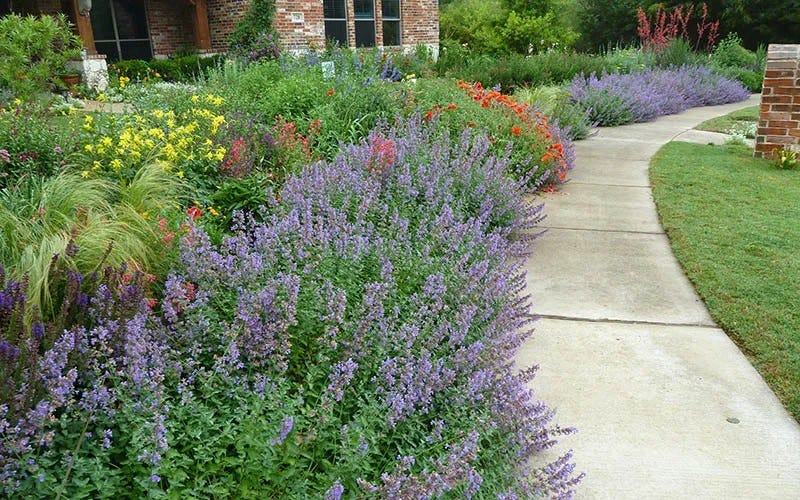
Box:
<box><xmin>78</xmin><ymin>0</ymin><xmax>92</xmax><ymax>16</ymax></box>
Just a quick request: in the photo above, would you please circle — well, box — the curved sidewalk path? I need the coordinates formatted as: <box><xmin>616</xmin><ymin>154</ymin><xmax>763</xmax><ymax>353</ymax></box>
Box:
<box><xmin>518</xmin><ymin>95</ymin><xmax>800</xmax><ymax>498</ymax></box>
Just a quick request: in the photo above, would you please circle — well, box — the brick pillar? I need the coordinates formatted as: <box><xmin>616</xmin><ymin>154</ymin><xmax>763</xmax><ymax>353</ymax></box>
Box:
<box><xmin>755</xmin><ymin>44</ymin><xmax>800</xmax><ymax>158</ymax></box>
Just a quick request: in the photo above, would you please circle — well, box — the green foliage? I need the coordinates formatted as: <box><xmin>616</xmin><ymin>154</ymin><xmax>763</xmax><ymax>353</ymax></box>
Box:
<box><xmin>650</xmin><ymin>38</ymin><xmax>703</xmax><ymax>69</ymax></box>
<box><xmin>711</xmin><ymin>33</ymin><xmax>756</xmax><ymax>68</ymax></box>
<box><xmin>709</xmin><ymin>34</ymin><xmax>764</xmax><ymax>92</ymax></box>
<box><xmin>651</xmin><ymin>140</ymin><xmax>800</xmax><ymax>419</ymax></box>
<box><xmin>0</xmin><ymin>101</ymin><xmax>74</xmax><ymax>188</ymax></box>
<box><xmin>228</xmin><ymin>0</ymin><xmax>277</xmax><ymax>54</ymax></box>
<box><xmin>440</xmin><ymin>0</ymin><xmax>578</xmax><ymax>54</ymax></box>
<box><xmin>0</xmin><ymin>14</ymin><xmax>82</xmax><ymax>99</ymax></box>
<box><xmin>695</xmin><ymin>105</ymin><xmax>758</xmax><ymax>134</ymax></box>
<box><xmin>772</xmin><ymin>147</ymin><xmax>799</xmax><ymax>170</ymax></box>
<box><xmin>0</xmin><ymin>165</ymin><xmax>179</xmax><ymax>315</ymax></box>
<box><xmin>441</xmin><ymin>50</ymin><xmax>613</xmax><ymax>91</ymax></box>
<box><xmin>110</xmin><ymin>54</ymin><xmax>223</xmax><ymax>83</ymax></box>
<box><xmin>440</xmin><ymin>0</ymin><xmax>508</xmax><ymax>53</ymax></box>
<box><xmin>575</xmin><ymin>0</ymin><xmax>640</xmax><ymax>52</ymax></box>
<box><xmin>513</xmin><ymin>85</ymin><xmax>594</xmax><ymax>140</ymax></box>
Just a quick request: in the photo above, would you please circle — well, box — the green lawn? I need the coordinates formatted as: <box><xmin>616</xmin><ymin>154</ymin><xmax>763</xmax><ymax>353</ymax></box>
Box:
<box><xmin>650</xmin><ymin>141</ymin><xmax>800</xmax><ymax>421</ymax></box>
<box><xmin>694</xmin><ymin>105</ymin><xmax>759</xmax><ymax>134</ymax></box>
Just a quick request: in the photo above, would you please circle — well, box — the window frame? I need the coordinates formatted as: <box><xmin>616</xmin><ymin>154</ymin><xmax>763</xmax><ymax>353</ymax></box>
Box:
<box><xmin>381</xmin><ymin>0</ymin><xmax>401</xmax><ymax>47</ymax></box>
<box><xmin>353</xmin><ymin>0</ymin><xmax>376</xmax><ymax>47</ymax></box>
<box><xmin>323</xmin><ymin>0</ymin><xmax>348</xmax><ymax>47</ymax></box>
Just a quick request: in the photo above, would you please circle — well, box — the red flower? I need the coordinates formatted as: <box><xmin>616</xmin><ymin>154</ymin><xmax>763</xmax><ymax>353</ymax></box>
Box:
<box><xmin>447</xmin><ymin>103</ymin><xmax>457</xmax><ymax>110</ymax></box>
<box><xmin>187</xmin><ymin>206</ymin><xmax>202</xmax><ymax>221</ymax></box>
<box><xmin>326</xmin><ymin>89</ymin><xmax>335</xmax><ymax>96</ymax></box>
<box><xmin>510</xmin><ymin>126</ymin><xmax>521</xmax><ymax>135</ymax></box>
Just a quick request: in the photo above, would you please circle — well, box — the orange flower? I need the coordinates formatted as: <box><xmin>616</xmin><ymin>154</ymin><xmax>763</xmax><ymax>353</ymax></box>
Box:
<box><xmin>447</xmin><ymin>103</ymin><xmax>457</xmax><ymax>110</ymax></box>
<box><xmin>326</xmin><ymin>89</ymin><xmax>335</xmax><ymax>96</ymax></box>
<box><xmin>510</xmin><ymin>126</ymin><xmax>521</xmax><ymax>135</ymax></box>
<box><xmin>187</xmin><ymin>206</ymin><xmax>202</xmax><ymax>221</ymax></box>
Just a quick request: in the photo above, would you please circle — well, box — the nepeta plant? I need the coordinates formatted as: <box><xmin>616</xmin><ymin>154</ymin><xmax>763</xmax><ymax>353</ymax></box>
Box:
<box><xmin>160</xmin><ymin>116</ymin><xmax>579</xmax><ymax>497</ymax></box>
<box><xmin>0</xmin><ymin>259</ymin><xmax>168</xmax><ymax>497</ymax></box>
<box><xmin>569</xmin><ymin>66</ymin><xmax>750</xmax><ymax>126</ymax></box>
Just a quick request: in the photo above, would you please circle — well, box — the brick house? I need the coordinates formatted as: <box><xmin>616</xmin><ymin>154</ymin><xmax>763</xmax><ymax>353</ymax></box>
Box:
<box><xmin>1</xmin><ymin>0</ymin><xmax>438</xmax><ymax>61</ymax></box>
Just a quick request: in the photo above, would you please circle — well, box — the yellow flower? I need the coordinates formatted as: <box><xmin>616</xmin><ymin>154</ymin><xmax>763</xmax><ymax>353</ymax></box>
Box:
<box><xmin>191</xmin><ymin>95</ymin><xmax>199</xmax><ymax>103</ymax></box>
<box><xmin>110</xmin><ymin>159</ymin><xmax>123</xmax><ymax>171</ymax></box>
<box><xmin>92</xmin><ymin>160</ymin><xmax>102</xmax><ymax>170</ymax></box>
<box><xmin>81</xmin><ymin>170</ymin><xmax>90</xmax><ymax>178</ymax></box>
<box><xmin>13</xmin><ymin>98</ymin><xmax>21</xmax><ymax>106</ymax></box>
<box><xmin>84</xmin><ymin>144</ymin><xmax>93</xmax><ymax>152</ymax></box>
<box><xmin>96</xmin><ymin>145</ymin><xmax>106</xmax><ymax>154</ymax></box>
<box><xmin>208</xmin><ymin>206</ymin><xmax>219</xmax><ymax>217</ymax></box>
<box><xmin>147</xmin><ymin>128</ymin><xmax>165</xmax><ymax>140</ymax></box>
<box><xmin>96</xmin><ymin>93</ymin><xmax>107</xmax><ymax>102</ymax></box>
<box><xmin>101</xmin><ymin>136</ymin><xmax>113</xmax><ymax>147</ymax></box>
<box><xmin>176</xmin><ymin>170</ymin><xmax>184</xmax><ymax>179</ymax></box>
<box><xmin>153</xmin><ymin>110</ymin><xmax>165</xmax><ymax>119</ymax></box>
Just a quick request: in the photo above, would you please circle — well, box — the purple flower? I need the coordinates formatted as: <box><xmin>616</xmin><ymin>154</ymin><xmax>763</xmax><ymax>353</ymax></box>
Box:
<box><xmin>324</xmin><ymin>481</ymin><xmax>344</xmax><ymax>500</ymax></box>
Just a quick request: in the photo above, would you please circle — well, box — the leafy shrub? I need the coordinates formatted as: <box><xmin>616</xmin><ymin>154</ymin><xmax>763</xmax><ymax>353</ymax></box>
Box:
<box><xmin>111</xmin><ymin>55</ymin><xmax>223</xmax><ymax>83</ymax></box>
<box><xmin>0</xmin><ymin>117</ymin><xmax>582</xmax><ymax>497</ymax></box>
<box><xmin>649</xmin><ymin>38</ymin><xmax>703</xmax><ymax>69</ymax></box>
<box><xmin>441</xmin><ymin>50</ymin><xmax>614</xmax><ymax>91</ymax></box>
<box><xmin>441</xmin><ymin>0</ymin><xmax>577</xmax><ymax>55</ymax></box>
<box><xmin>710</xmin><ymin>34</ymin><xmax>765</xmax><ymax>92</ymax></box>
<box><xmin>0</xmin><ymin>101</ymin><xmax>74</xmax><ymax>188</ymax></box>
<box><xmin>228</xmin><ymin>0</ymin><xmax>277</xmax><ymax>55</ymax></box>
<box><xmin>569</xmin><ymin>66</ymin><xmax>751</xmax><ymax>126</ymax></box>
<box><xmin>0</xmin><ymin>14</ymin><xmax>82</xmax><ymax>99</ymax></box>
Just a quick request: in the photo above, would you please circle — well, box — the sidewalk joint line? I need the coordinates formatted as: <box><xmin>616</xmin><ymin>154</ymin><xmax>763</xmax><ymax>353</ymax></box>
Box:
<box><xmin>534</xmin><ymin>314</ymin><xmax>719</xmax><ymax>329</ymax></box>
<box><xmin>565</xmin><ymin>181</ymin><xmax>652</xmax><ymax>188</ymax></box>
<box><xmin>538</xmin><ymin>226</ymin><xmax>665</xmax><ymax>235</ymax></box>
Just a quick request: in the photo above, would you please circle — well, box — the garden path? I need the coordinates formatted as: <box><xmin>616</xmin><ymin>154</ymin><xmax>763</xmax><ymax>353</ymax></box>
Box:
<box><xmin>518</xmin><ymin>94</ymin><xmax>800</xmax><ymax>499</ymax></box>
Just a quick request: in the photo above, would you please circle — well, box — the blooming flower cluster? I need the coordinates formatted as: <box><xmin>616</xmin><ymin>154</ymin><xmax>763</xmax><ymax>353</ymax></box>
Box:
<box><xmin>457</xmin><ymin>80</ymin><xmax>574</xmax><ymax>187</ymax></box>
<box><xmin>569</xmin><ymin>66</ymin><xmax>750</xmax><ymax>126</ymax></box>
<box><xmin>76</xmin><ymin>94</ymin><xmax>227</xmax><ymax>182</ymax></box>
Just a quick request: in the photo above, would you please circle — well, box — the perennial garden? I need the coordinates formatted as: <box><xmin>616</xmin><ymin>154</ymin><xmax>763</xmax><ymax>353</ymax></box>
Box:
<box><xmin>0</xmin><ymin>7</ymin><xmax>758</xmax><ymax>498</ymax></box>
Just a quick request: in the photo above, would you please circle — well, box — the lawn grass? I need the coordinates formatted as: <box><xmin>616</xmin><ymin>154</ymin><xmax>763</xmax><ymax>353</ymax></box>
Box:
<box><xmin>650</xmin><ymin>141</ymin><xmax>800</xmax><ymax>421</ymax></box>
<box><xmin>695</xmin><ymin>105</ymin><xmax>759</xmax><ymax>133</ymax></box>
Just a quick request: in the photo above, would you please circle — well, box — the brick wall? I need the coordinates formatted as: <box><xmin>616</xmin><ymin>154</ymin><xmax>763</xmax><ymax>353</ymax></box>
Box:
<box><xmin>274</xmin><ymin>1</ymin><xmax>325</xmax><ymax>51</ymax></box>
<box><xmin>207</xmin><ymin>0</ymin><xmax>248</xmax><ymax>52</ymax></box>
<box><xmin>755</xmin><ymin>44</ymin><xmax>800</xmax><ymax>158</ymax></box>
<box><xmin>30</xmin><ymin>0</ymin><xmax>437</xmax><ymax>58</ymax></box>
<box><xmin>146</xmin><ymin>0</ymin><xmax>194</xmax><ymax>56</ymax></box>
<box><xmin>207</xmin><ymin>0</ymin><xmax>439</xmax><ymax>54</ymax></box>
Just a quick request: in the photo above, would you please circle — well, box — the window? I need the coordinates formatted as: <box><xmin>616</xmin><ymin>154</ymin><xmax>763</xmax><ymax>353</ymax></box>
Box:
<box><xmin>382</xmin><ymin>0</ymin><xmax>401</xmax><ymax>46</ymax></box>
<box><xmin>353</xmin><ymin>0</ymin><xmax>375</xmax><ymax>47</ymax></box>
<box><xmin>91</xmin><ymin>0</ymin><xmax>152</xmax><ymax>61</ymax></box>
<box><xmin>324</xmin><ymin>0</ymin><xmax>347</xmax><ymax>46</ymax></box>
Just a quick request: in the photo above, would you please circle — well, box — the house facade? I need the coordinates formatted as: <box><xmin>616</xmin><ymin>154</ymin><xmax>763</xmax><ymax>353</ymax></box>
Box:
<box><xmin>2</xmin><ymin>0</ymin><xmax>438</xmax><ymax>61</ymax></box>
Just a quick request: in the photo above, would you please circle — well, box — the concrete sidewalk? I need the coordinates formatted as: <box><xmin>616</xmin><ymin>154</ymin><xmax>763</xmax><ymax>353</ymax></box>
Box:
<box><xmin>519</xmin><ymin>95</ymin><xmax>800</xmax><ymax>498</ymax></box>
